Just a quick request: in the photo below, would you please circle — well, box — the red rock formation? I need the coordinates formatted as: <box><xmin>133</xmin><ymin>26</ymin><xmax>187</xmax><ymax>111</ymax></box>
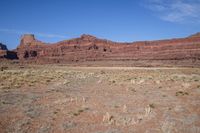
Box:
<box><xmin>17</xmin><ymin>34</ymin><xmax>45</xmax><ymax>59</ymax></box>
<box><xmin>189</xmin><ymin>32</ymin><xmax>200</xmax><ymax>38</ymax></box>
<box><xmin>16</xmin><ymin>33</ymin><xmax>200</xmax><ymax>65</ymax></box>
<box><xmin>0</xmin><ymin>43</ymin><xmax>18</xmax><ymax>60</ymax></box>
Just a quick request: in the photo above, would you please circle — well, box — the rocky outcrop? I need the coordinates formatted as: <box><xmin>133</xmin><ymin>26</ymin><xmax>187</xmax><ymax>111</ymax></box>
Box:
<box><xmin>19</xmin><ymin>34</ymin><xmax>45</xmax><ymax>47</ymax></box>
<box><xmin>0</xmin><ymin>43</ymin><xmax>8</xmax><ymax>50</ymax></box>
<box><xmin>0</xmin><ymin>43</ymin><xmax>18</xmax><ymax>60</ymax></box>
<box><xmin>17</xmin><ymin>34</ymin><xmax>45</xmax><ymax>59</ymax></box>
<box><xmin>0</xmin><ymin>50</ymin><xmax>18</xmax><ymax>60</ymax></box>
<box><xmin>189</xmin><ymin>32</ymin><xmax>200</xmax><ymax>38</ymax></box>
<box><xmin>15</xmin><ymin>33</ymin><xmax>200</xmax><ymax>65</ymax></box>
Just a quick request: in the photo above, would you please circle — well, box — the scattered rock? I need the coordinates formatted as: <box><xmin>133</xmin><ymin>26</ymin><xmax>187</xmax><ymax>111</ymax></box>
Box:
<box><xmin>103</xmin><ymin>112</ymin><xmax>115</xmax><ymax>124</ymax></box>
<box><xmin>122</xmin><ymin>105</ymin><xmax>127</xmax><ymax>113</ymax></box>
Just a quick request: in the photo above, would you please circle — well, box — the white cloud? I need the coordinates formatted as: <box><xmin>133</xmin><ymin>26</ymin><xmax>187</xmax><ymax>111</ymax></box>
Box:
<box><xmin>0</xmin><ymin>29</ymin><xmax>66</xmax><ymax>38</ymax></box>
<box><xmin>143</xmin><ymin>0</ymin><xmax>200</xmax><ymax>23</ymax></box>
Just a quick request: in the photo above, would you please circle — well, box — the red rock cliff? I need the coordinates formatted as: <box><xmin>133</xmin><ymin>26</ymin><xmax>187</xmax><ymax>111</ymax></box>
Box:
<box><xmin>16</xmin><ymin>33</ymin><xmax>200</xmax><ymax>64</ymax></box>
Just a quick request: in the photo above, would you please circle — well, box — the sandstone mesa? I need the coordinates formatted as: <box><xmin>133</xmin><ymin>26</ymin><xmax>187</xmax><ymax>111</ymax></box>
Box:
<box><xmin>1</xmin><ymin>33</ymin><xmax>200</xmax><ymax>66</ymax></box>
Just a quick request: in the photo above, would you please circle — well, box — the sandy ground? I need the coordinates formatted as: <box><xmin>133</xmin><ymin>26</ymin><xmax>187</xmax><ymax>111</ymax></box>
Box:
<box><xmin>0</xmin><ymin>65</ymin><xmax>200</xmax><ymax>133</ymax></box>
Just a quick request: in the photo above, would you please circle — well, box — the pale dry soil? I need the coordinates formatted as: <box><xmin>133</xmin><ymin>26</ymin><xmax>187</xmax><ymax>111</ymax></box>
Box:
<box><xmin>0</xmin><ymin>65</ymin><xmax>200</xmax><ymax>133</ymax></box>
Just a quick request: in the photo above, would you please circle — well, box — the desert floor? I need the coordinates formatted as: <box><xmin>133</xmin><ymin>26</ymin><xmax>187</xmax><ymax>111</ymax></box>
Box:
<box><xmin>0</xmin><ymin>65</ymin><xmax>200</xmax><ymax>133</ymax></box>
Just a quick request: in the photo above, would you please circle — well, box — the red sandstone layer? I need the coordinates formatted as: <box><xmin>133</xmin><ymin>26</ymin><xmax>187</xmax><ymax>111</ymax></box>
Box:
<box><xmin>15</xmin><ymin>33</ymin><xmax>200</xmax><ymax>65</ymax></box>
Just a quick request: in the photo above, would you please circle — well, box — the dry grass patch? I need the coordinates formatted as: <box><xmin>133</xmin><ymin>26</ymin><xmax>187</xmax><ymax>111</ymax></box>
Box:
<box><xmin>0</xmin><ymin>68</ymin><xmax>72</xmax><ymax>89</ymax></box>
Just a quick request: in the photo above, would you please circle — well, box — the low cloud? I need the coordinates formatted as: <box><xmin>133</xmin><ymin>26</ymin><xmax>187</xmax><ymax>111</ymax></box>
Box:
<box><xmin>143</xmin><ymin>0</ymin><xmax>200</xmax><ymax>23</ymax></box>
<box><xmin>0</xmin><ymin>29</ymin><xmax>66</xmax><ymax>38</ymax></box>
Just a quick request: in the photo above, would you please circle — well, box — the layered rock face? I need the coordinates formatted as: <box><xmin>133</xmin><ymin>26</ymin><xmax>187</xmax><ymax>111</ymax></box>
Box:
<box><xmin>16</xmin><ymin>33</ymin><xmax>200</xmax><ymax>65</ymax></box>
<box><xmin>17</xmin><ymin>34</ymin><xmax>45</xmax><ymax>59</ymax></box>
<box><xmin>20</xmin><ymin>34</ymin><xmax>35</xmax><ymax>46</ymax></box>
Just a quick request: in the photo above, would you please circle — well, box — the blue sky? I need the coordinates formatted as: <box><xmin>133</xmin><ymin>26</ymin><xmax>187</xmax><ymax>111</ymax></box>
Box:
<box><xmin>0</xmin><ymin>0</ymin><xmax>200</xmax><ymax>49</ymax></box>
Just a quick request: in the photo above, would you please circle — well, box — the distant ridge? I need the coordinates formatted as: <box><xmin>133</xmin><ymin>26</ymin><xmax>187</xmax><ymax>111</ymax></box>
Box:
<box><xmin>1</xmin><ymin>33</ymin><xmax>200</xmax><ymax>66</ymax></box>
<box><xmin>189</xmin><ymin>32</ymin><xmax>200</xmax><ymax>38</ymax></box>
<box><xmin>13</xmin><ymin>32</ymin><xmax>200</xmax><ymax>66</ymax></box>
